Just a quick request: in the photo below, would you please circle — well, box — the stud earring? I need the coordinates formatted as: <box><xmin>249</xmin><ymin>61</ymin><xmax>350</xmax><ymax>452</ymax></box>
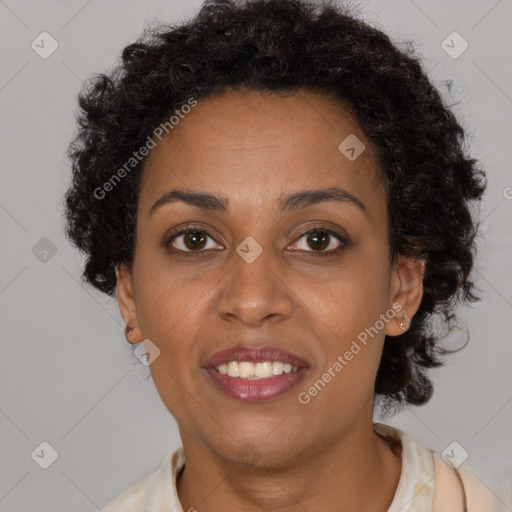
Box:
<box><xmin>125</xmin><ymin>325</ymin><xmax>133</xmax><ymax>337</ymax></box>
<box><xmin>399</xmin><ymin>313</ymin><xmax>412</xmax><ymax>331</ymax></box>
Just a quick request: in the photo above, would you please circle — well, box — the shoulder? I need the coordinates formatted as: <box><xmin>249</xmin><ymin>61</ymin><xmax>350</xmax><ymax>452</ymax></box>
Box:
<box><xmin>373</xmin><ymin>422</ymin><xmax>508</xmax><ymax>512</ymax></box>
<box><xmin>432</xmin><ymin>452</ymin><xmax>508</xmax><ymax>512</ymax></box>
<box><xmin>102</xmin><ymin>447</ymin><xmax>184</xmax><ymax>512</ymax></box>
<box><xmin>102</xmin><ymin>471</ymin><xmax>152</xmax><ymax>512</ymax></box>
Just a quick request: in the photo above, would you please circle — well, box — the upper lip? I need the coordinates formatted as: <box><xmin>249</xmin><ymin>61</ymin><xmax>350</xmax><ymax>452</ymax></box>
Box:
<box><xmin>203</xmin><ymin>346</ymin><xmax>310</xmax><ymax>369</ymax></box>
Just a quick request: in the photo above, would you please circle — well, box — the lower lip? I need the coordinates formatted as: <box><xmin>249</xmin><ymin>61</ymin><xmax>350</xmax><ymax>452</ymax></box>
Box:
<box><xmin>204</xmin><ymin>367</ymin><xmax>308</xmax><ymax>402</ymax></box>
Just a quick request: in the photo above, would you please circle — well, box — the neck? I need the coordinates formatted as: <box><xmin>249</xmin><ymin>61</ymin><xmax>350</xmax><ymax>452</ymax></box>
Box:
<box><xmin>176</xmin><ymin>419</ymin><xmax>402</xmax><ymax>512</ymax></box>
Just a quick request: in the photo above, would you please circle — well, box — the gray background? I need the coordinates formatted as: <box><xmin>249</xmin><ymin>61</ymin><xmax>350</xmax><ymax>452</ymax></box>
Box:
<box><xmin>1</xmin><ymin>0</ymin><xmax>511</xmax><ymax>510</ymax></box>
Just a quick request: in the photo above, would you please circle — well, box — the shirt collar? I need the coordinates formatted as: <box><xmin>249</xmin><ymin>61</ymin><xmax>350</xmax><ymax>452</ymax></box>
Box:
<box><xmin>374</xmin><ymin>422</ymin><xmax>435</xmax><ymax>511</ymax></box>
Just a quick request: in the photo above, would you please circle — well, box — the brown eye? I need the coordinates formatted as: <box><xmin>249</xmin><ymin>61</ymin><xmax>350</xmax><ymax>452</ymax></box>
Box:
<box><xmin>183</xmin><ymin>231</ymin><xmax>207</xmax><ymax>250</ymax></box>
<box><xmin>289</xmin><ymin>227</ymin><xmax>346</xmax><ymax>256</ymax></box>
<box><xmin>168</xmin><ymin>229</ymin><xmax>222</xmax><ymax>253</ymax></box>
<box><xmin>306</xmin><ymin>231</ymin><xmax>330</xmax><ymax>251</ymax></box>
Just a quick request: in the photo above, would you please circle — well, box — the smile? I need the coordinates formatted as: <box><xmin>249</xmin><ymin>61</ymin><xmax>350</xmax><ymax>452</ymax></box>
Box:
<box><xmin>203</xmin><ymin>346</ymin><xmax>310</xmax><ymax>402</ymax></box>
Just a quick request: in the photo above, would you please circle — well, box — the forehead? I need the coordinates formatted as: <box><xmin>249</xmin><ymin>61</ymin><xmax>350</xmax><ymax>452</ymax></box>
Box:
<box><xmin>139</xmin><ymin>89</ymin><xmax>384</xmax><ymax>216</ymax></box>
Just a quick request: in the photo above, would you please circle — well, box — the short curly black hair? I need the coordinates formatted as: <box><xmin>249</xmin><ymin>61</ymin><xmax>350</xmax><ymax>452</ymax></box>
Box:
<box><xmin>63</xmin><ymin>0</ymin><xmax>486</xmax><ymax>412</ymax></box>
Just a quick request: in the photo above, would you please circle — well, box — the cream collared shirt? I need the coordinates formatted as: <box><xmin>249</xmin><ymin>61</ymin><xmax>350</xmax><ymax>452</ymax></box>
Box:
<box><xmin>102</xmin><ymin>422</ymin><xmax>507</xmax><ymax>511</ymax></box>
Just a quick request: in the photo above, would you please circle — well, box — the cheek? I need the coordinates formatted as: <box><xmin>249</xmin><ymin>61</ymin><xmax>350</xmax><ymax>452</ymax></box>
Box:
<box><xmin>297</xmin><ymin>256</ymin><xmax>390</xmax><ymax>337</ymax></box>
<box><xmin>136</xmin><ymin>274</ymin><xmax>207</xmax><ymax>423</ymax></box>
<box><xmin>132</xmin><ymin>262</ymin><xmax>214</xmax><ymax>382</ymax></box>
<box><xmin>132</xmin><ymin>249</ymin><xmax>207</xmax><ymax>339</ymax></box>
<box><xmin>296</xmin><ymin>274</ymin><xmax>389</xmax><ymax>422</ymax></box>
<box><xmin>296</xmin><ymin>256</ymin><xmax>390</xmax><ymax>388</ymax></box>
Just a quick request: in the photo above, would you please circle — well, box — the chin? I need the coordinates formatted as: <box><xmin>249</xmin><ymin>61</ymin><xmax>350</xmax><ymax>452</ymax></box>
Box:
<box><xmin>206</xmin><ymin>427</ymin><xmax>305</xmax><ymax>469</ymax></box>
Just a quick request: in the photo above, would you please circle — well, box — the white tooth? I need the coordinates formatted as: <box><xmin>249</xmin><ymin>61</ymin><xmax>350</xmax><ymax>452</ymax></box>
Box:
<box><xmin>272</xmin><ymin>361</ymin><xmax>284</xmax><ymax>375</ymax></box>
<box><xmin>238</xmin><ymin>362</ymin><xmax>255</xmax><ymax>378</ymax></box>
<box><xmin>219</xmin><ymin>361</ymin><xmax>299</xmax><ymax>379</ymax></box>
<box><xmin>255</xmin><ymin>361</ymin><xmax>273</xmax><ymax>378</ymax></box>
<box><xmin>227</xmin><ymin>361</ymin><xmax>239</xmax><ymax>377</ymax></box>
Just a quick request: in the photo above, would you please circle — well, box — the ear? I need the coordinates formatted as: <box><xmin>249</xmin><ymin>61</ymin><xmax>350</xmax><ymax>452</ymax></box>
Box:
<box><xmin>385</xmin><ymin>254</ymin><xmax>425</xmax><ymax>337</ymax></box>
<box><xmin>116</xmin><ymin>263</ymin><xmax>142</xmax><ymax>344</ymax></box>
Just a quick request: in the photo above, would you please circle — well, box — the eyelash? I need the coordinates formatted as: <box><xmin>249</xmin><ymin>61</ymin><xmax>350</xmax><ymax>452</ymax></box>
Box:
<box><xmin>165</xmin><ymin>224</ymin><xmax>348</xmax><ymax>258</ymax></box>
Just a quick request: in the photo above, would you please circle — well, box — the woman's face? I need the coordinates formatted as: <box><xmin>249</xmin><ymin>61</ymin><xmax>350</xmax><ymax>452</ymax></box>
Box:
<box><xmin>117</xmin><ymin>89</ymin><xmax>424</xmax><ymax>466</ymax></box>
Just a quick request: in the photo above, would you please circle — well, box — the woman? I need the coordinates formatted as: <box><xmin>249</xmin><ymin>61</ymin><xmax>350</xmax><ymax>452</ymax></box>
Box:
<box><xmin>63</xmin><ymin>0</ymin><xmax>505</xmax><ymax>510</ymax></box>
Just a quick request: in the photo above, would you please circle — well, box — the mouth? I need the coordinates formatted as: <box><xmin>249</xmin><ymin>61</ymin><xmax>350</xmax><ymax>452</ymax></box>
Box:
<box><xmin>203</xmin><ymin>346</ymin><xmax>310</xmax><ymax>402</ymax></box>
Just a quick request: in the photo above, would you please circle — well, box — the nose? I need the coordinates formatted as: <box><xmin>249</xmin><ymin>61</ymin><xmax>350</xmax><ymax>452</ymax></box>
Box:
<box><xmin>216</xmin><ymin>244</ymin><xmax>294</xmax><ymax>328</ymax></box>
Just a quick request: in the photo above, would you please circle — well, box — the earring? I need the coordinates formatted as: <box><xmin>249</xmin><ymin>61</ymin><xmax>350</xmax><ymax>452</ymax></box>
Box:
<box><xmin>125</xmin><ymin>325</ymin><xmax>133</xmax><ymax>337</ymax></box>
<box><xmin>398</xmin><ymin>313</ymin><xmax>412</xmax><ymax>331</ymax></box>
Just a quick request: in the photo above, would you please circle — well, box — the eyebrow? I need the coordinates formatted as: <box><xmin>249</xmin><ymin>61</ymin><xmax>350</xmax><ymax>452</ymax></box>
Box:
<box><xmin>149</xmin><ymin>186</ymin><xmax>370</xmax><ymax>220</ymax></box>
